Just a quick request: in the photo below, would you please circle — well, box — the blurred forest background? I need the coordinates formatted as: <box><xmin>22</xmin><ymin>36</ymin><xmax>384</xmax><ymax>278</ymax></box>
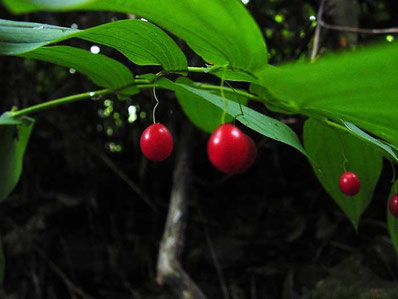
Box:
<box><xmin>1</xmin><ymin>0</ymin><xmax>398</xmax><ymax>298</ymax></box>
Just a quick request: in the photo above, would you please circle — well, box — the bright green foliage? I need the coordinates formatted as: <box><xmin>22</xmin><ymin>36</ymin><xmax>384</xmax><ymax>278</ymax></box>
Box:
<box><xmin>159</xmin><ymin>78</ymin><xmax>306</xmax><ymax>156</ymax></box>
<box><xmin>22</xmin><ymin>46</ymin><xmax>135</xmax><ymax>90</ymax></box>
<box><xmin>343</xmin><ymin>121</ymin><xmax>398</xmax><ymax>163</ymax></box>
<box><xmin>0</xmin><ymin>19</ymin><xmax>79</xmax><ymax>54</ymax></box>
<box><xmin>175</xmin><ymin>78</ymin><xmax>248</xmax><ymax>133</ymax></box>
<box><xmin>1</xmin><ymin>0</ymin><xmax>268</xmax><ymax>73</ymax></box>
<box><xmin>78</xmin><ymin>20</ymin><xmax>187</xmax><ymax>71</ymax></box>
<box><xmin>0</xmin><ymin>18</ymin><xmax>187</xmax><ymax>71</ymax></box>
<box><xmin>304</xmin><ymin>118</ymin><xmax>382</xmax><ymax>229</ymax></box>
<box><xmin>387</xmin><ymin>180</ymin><xmax>398</xmax><ymax>253</ymax></box>
<box><xmin>0</xmin><ymin>115</ymin><xmax>34</xmax><ymax>201</ymax></box>
<box><xmin>256</xmin><ymin>43</ymin><xmax>398</xmax><ymax>149</ymax></box>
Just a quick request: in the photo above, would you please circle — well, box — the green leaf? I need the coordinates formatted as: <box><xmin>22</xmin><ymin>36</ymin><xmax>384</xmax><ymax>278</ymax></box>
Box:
<box><xmin>0</xmin><ymin>19</ymin><xmax>78</xmax><ymax>54</ymax></box>
<box><xmin>387</xmin><ymin>180</ymin><xmax>398</xmax><ymax>253</ymax></box>
<box><xmin>158</xmin><ymin>78</ymin><xmax>306</xmax><ymax>156</ymax></box>
<box><xmin>22</xmin><ymin>46</ymin><xmax>135</xmax><ymax>89</ymax></box>
<box><xmin>175</xmin><ymin>77</ymin><xmax>248</xmax><ymax>133</ymax></box>
<box><xmin>303</xmin><ymin>118</ymin><xmax>382</xmax><ymax>229</ymax></box>
<box><xmin>0</xmin><ymin>18</ymin><xmax>187</xmax><ymax>71</ymax></box>
<box><xmin>342</xmin><ymin>121</ymin><xmax>398</xmax><ymax>163</ymax></box>
<box><xmin>256</xmin><ymin>43</ymin><xmax>398</xmax><ymax>149</ymax></box>
<box><xmin>2</xmin><ymin>0</ymin><xmax>268</xmax><ymax>73</ymax></box>
<box><xmin>0</xmin><ymin>115</ymin><xmax>34</xmax><ymax>201</ymax></box>
<box><xmin>76</xmin><ymin>19</ymin><xmax>187</xmax><ymax>71</ymax></box>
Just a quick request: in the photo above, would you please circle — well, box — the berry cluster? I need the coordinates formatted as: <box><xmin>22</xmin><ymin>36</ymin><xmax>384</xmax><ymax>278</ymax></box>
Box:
<box><xmin>140</xmin><ymin>123</ymin><xmax>398</xmax><ymax>218</ymax></box>
<box><xmin>139</xmin><ymin>123</ymin><xmax>256</xmax><ymax>174</ymax></box>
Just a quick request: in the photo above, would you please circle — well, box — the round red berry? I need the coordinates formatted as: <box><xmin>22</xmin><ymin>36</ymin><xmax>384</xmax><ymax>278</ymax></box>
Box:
<box><xmin>339</xmin><ymin>171</ymin><xmax>361</xmax><ymax>196</ymax></box>
<box><xmin>237</xmin><ymin>134</ymin><xmax>257</xmax><ymax>173</ymax></box>
<box><xmin>389</xmin><ymin>194</ymin><xmax>398</xmax><ymax>217</ymax></box>
<box><xmin>140</xmin><ymin>123</ymin><xmax>173</xmax><ymax>162</ymax></box>
<box><xmin>207</xmin><ymin>124</ymin><xmax>256</xmax><ymax>174</ymax></box>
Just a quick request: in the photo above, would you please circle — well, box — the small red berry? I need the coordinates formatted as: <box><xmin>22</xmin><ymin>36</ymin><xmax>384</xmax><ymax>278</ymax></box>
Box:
<box><xmin>339</xmin><ymin>171</ymin><xmax>361</xmax><ymax>196</ymax></box>
<box><xmin>389</xmin><ymin>194</ymin><xmax>398</xmax><ymax>217</ymax></box>
<box><xmin>140</xmin><ymin>123</ymin><xmax>173</xmax><ymax>162</ymax></box>
<box><xmin>237</xmin><ymin>134</ymin><xmax>257</xmax><ymax>173</ymax></box>
<box><xmin>207</xmin><ymin>124</ymin><xmax>256</xmax><ymax>174</ymax></box>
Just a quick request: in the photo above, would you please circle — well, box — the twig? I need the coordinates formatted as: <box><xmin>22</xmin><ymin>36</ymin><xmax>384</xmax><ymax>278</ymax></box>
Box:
<box><xmin>156</xmin><ymin>124</ymin><xmax>207</xmax><ymax>299</ymax></box>
<box><xmin>200</xmin><ymin>210</ymin><xmax>229</xmax><ymax>299</ymax></box>
<box><xmin>36</xmin><ymin>249</ymin><xmax>94</xmax><ymax>299</ymax></box>
<box><xmin>85</xmin><ymin>144</ymin><xmax>156</xmax><ymax>212</ymax></box>
<box><xmin>319</xmin><ymin>20</ymin><xmax>398</xmax><ymax>34</ymax></box>
<box><xmin>311</xmin><ymin>0</ymin><xmax>326</xmax><ymax>61</ymax></box>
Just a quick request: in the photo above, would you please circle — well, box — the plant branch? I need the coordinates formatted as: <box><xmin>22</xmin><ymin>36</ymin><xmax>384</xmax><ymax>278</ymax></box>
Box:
<box><xmin>8</xmin><ymin>80</ymin><xmax>261</xmax><ymax>119</ymax></box>
<box><xmin>319</xmin><ymin>20</ymin><xmax>398</xmax><ymax>34</ymax></box>
<box><xmin>311</xmin><ymin>0</ymin><xmax>326</xmax><ymax>61</ymax></box>
<box><xmin>156</xmin><ymin>124</ymin><xmax>207</xmax><ymax>299</ymax></box>
<box><xmin>10</xmin><ymin>88</ymin><xmax>112</xmax><ymax>118</ymax></box>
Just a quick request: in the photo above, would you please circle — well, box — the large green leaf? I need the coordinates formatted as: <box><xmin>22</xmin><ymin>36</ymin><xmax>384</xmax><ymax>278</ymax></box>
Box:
<box><xmin>342</xmin><ymin>121</ymin><xmax>398</xmax><ymax>162</ymax></box>
<box><xmin>256</xmin><ymin>43</ymin><xmax>398</xmax><ymax>149</ymax></box>
<box><xmin>303</xmin><ymin>118</ymin><xmax>382</xmax><ymax>229</ymax></box>
<box><xmin>0</xmin><ymin>115</ymin><xmax>34</xmax><ymax>201</ymax></box>
<box><xmin>159</xmin><ymin>78</ymin><xmax>306</xmax><ymax>156</ymax></box>
<box><xmin>2</xmin><ymin>0</ymin><xmax>267</xmax><ymax>73</ymax></box>
<box><xmin>387</xmin><ymin>180</ymin><xmax>398</xmax><ymax>253</ymax></box>
<box><xmin>175</xmin><ymin>78</ymin><xmax>248</xmax><ymax>133</ymax></box>
<box><xmin>0</xmin><ymin>18</ymin><xmax>187</xmax><ymax>71</ymax></box>
<box><xmin>22</xmin><ymin>46</ymin><xmax>135</xmax><ymax>89</ymax></box>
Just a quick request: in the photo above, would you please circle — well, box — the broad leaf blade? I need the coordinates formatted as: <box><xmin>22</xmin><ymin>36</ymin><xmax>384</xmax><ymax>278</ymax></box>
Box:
<box><xmin>303</xmin><ymin>118</ymin><xmax>382</xmax><ymax>229</ymax></box>
<box><xmin>257</xmin><ymin>43</ymin><xmax>398</xmax><ymax>149</ymax></box>
<box><xmin>0</xmin><ymin>19</ymin><xmax>187</xmax><ymax>71</ymax></box>
<box><xmin>343</xmin><ymin>121</ymin><xmax>398</xmax><ymax>162</ymax></box>
<box><xmin>2</xmin><ymin>0</ymin><xmax>268</xmax><ymax>73</ymax></box>
<box><xmin>78</xmin><ymin>19</ymin><xmax>187</xmax><ymax>71</ymax></box>
<box><xmin>175</xmin><ymin>78</ymin><xmax>248</xmax><ymax>133</ymax></box>
<box><xmin>21</xmin><ymin>46</ymin><xmax>135</xmax><ymax>90</ymax></box>
<box><xmin>0</xmin><ymin>19</ymin><xmax>78</xmax><ymax>54</ymax></box>
<box><xmin>0</xmin><ymin>115</ymin><xmax>34</xmax><ymax>201</ymax></box>
<box><xmin>159</xmin><ymin>78</ymin><xmax>306</xmax><ymax>156</ymax></box>
<box><xmin>387</xmin><ymin>180</ymin><xmax>398</xmax><ymax>253</ymax></box>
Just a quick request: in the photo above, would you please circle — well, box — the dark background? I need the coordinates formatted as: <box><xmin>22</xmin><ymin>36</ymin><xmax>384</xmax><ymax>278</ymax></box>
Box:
<box><xmin>1</xmin><ymin>0</ymin><xmax>398</xmax><ymax>298</ymax></box>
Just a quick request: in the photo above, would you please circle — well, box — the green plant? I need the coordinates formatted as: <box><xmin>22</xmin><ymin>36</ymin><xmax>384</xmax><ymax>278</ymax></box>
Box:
<box><xmin>0</xmin><ymin>0</ymin><xmax>398</xmax><ymax>281</ymax></box>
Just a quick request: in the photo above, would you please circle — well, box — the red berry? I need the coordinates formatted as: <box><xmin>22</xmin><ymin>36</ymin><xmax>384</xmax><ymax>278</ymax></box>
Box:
<box><xmin>237</xmin><ymin>134</ymin><xmax>257</xmax><ymax>173</ymax></box>
<box><xmin>207</xmin><ymin>124</ymin><xmax>256</xmax><ymax>174</ymax></box>
<box><xmin>389</xmin><ymin>194</ymin><xmax>398</xmax><ymax>217</ymax></box>
<box><xmin>339</xmin><ymin>171</ymin><xmax>361</xmax><ymax>196</ymax></box>
<box><xmin>140</xmin><ymin>123</ymin><xmax>173</xmax><ymax>162</ymax></box>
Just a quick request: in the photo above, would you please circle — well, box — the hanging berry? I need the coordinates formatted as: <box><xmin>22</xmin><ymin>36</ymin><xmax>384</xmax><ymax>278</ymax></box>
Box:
<box><xmin>389</xmin><ymin>194</ymin><xmax>398</xmax><ymax>217</ymax></box>
<box><xmin>339</xmin><ymin>171</ymin><xmax>361</xmax><ymax>196</ymax></box>
<box><xmin>207</xmin><ymin>124</ymin><xmax>256</xmax><ymax>174</ymax></box>
<box><xmin>140</xmin><ymin>123</ymin><xmax>173</xmax><ymax>162</ymax></box>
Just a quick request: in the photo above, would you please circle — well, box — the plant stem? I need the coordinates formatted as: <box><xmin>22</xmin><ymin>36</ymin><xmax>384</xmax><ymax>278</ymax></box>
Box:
<box><xmin>197</xmin><ymin>83</ymin><xmax>261</xmax><ymax>101</ymax></box>
<box><xmin>187</xmin><ymin>66</ymin><xmax>206</xmax><ymax>73</ymax></box>
<box><xmin>9</xmin><ymin>79</ymin><xmax>259</xmax><ymax>119</ymax></box>
<box><xmin>10</xmin><ymin>88</ymin><xmax>112</xmax><ymax>118</ymax></box>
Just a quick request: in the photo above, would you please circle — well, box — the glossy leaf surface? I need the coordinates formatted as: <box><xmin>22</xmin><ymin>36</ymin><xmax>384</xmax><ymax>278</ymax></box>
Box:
<box><xmin>303</xmin><ymin>118</ymin><xmax>382</xmax><ymax>229</ymax></box>
<box><xmin>0</xmin><ymin>18</ymin><xmax>187</xmax><ymax>71</ymax></box>
<box><xmin>0</xmin><ymin>115</ymin><xmax>34</xmax><ymax>201</ymax></box>
<box><xmin>159</xmin><ymin>78</ymin><xmax>306</xmax><ymax>156</ymax></box>
<box><xmin>2</xmin><ymin>0</ymin><xmax>267</xmax><ymax>72</ymax></box>
<box><xmin>22</xmin><ymin>46</ymin><xmax>134</xmax><ymax>89</ymax></box>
